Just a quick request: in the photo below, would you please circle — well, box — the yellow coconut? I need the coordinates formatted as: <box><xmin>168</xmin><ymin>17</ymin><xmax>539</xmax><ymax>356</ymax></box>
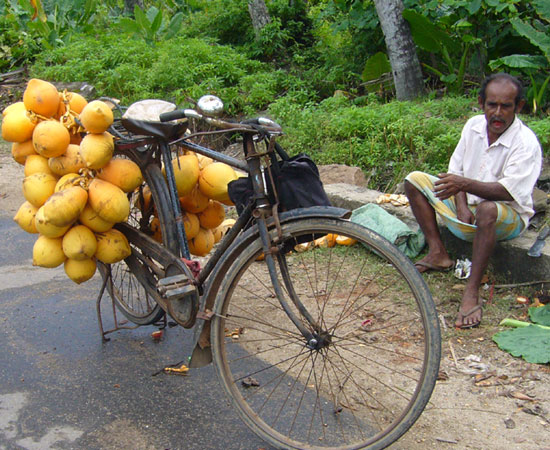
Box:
<box><xmin>32</xmin><ymin>120</ymin><xmax>70</xmax><ymax>158</ymax></box>
<box><xmin>79</xmin><ymin>203</ymin><xmax>115</xmax><ymax>232</ymax></box>
<box><xmin>2</xmin><ymin>101</ymin><xmax>26</xmax><ymax>117</ymax></box>
<box><xmin>88</xmin><ymin>178</ymin><xmax>130</xmax><ymax>223</ymax></box>
<box><xmin>67</xmin><ymin>92</ymin><xmax>88</xmax><ymax>114</ymax></box>
<box><xmin>188</xmin><ymin>227</ymin><xmax>215</xmax><ymax>257</ymax></box>
<box><xmin>150</xmin><ymin>217</ymin><xmax>162</xmax><ymax>243</ymax></box>
<box><xmin>23</xmin><ymin>78</ymin><xmax>60</xmax><ymax>117</ymax></box>
<box><xmin>62</xmin><ymin>224</ymin><xmax>97</xmax><ymax>260</ymax></box>
<box><xmin>198</xmin><ymin>162</ymin><xmax>238</xmax><ymax>203</ymax></box>
<box><xmin>197</xmin><ymin>154</ymin><xmax>213</xmax><ymax>170</ymax></box>
<box><xmin>35</xmin><ymin>206</ymin><xmax>72</xmax><ymax>238</ymax></box>
<box><xmin>97</xmin><ymin>158</ymin><xmax>143</xmax><ymax>193</ymax></box>
<box><xmin>179</xmin><ymin>185</ymin><xmax>209</xmax><ymax>214</ymax></box>
<box><xmin>57</xmin><ymin>91</ymin><xmax>88</xmax><ymax>117</ymax></box>
<box><xmin>79</xmin><ymin>100</ymin><xmax>114</xmax><ymax>133</ymax></box>
<box><xmin>79</xmin><ymin>132</ymin><xmax>114</xmax><ymax>170</ymax></box>
<box><xmin>1</xmin><ymin>110</ymin><xmax>36</xmax><ymax>143</ymax></box>
<box><xmin>95</xmin><ymin>228</ymin><xmax>131</xmax><ymax>264</ymax></box>
<box><xmin>22</xmin><ymin>172</ymin><xmax>57</xmax><ymax>207</ymax></box>
<box><xmin>197</xmin><ymin>200</ymin><xmax>225</xmax><ymax>229</ymax></box>
<box><xmin>11</xmin><ymin>140</ymin><xmax>37</xmax><ymax>165</ymax></box>
<box><xmin>183</xmin><ymin>211</ymin><xmax>200</xmax><ymax>240</ymax></box>
<box><xmin>54</xmin><ymin>173</ymin><xmax>81</xmax><ymax>192</ymax></box>
<box><xmin>166</xmin><ymin>154</ymin><xmax>200</xmax><ymax>197</ymax></box>
<box><xmin>213</xmin><ymin>218</ymin><xmax>236</xmax><ymax>243</ymax></box>
<box><xmin>24</xmin><ymin>154</ymin><xmax>54</xmax><ymax>177</ymax></box>
<box><xmin>32</xmin><ymin>235</ymin><xmax>66</xmax><ymax>268</ymax></box>
<box><xmin>335</xmin><ymin>235</ymin><xmax>357</xmax><ymax>246</ymax></box>
<box><xmin>13</xmin><ymin>201</ymin><xmax>39</xmax><ymax>234</ymax></box>
<box><xmin>41</xmin><ymin>185</ymin><xmax>88</xmax><ymax>227</ymax></box>
<box><xmin>64</xmin><ymin>257</ymin><xmax>97</xmax><ymax>284</ymax></box>
<box><xmin>48</xmin><ymin>144</ymin><xmax>87</xmax><ymax>176</ymax></box>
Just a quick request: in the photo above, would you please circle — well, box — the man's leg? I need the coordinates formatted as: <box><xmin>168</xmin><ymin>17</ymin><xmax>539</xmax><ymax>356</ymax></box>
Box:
<box><xmin>404</xmin><ymin>179</ymin><xmax>454</xmax><ymax>272</ymax></box>
<box><xmin>456</xmin><ymin>201</ymin><xmax>498</xmax><ymax>328</ymax></box>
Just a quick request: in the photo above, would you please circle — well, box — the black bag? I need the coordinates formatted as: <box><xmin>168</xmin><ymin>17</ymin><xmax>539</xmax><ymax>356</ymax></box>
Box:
<box><xmin>228</xmin><ymin>142</ymin><xmax>331</xmax><ymax>216</ymax></box>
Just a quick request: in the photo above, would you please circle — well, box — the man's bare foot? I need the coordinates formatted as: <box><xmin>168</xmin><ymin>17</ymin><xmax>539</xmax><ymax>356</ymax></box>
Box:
<box><xmin>414</xmin><ymin>255</ymin><xmax>454</xmax><ymax>273</ymax></box>
<box><xmin>455</xmin><ymin>293</ymin><xmax>482</xmax><ymax>329</ymax></box>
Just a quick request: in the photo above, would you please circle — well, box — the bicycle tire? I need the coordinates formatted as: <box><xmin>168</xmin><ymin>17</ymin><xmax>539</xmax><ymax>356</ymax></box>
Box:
<box><xmin>211</xmin><ymin>217</ymin><xmax>440</xmax><ymax>450</ymax></box>
<box><xmin>97</xmin><ymin>147</ymin><xmax>178</xmax><ymax>325</ymax></box>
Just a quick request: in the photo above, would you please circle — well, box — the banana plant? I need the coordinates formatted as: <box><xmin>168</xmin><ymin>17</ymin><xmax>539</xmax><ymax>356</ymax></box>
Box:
<box><xmin>489</xmin><ymin>1</ymin><xmax>550</xmax><ymax>114</ymax></box>
<box><xmin>118</xmin><ymin>5</ymin><xmax>183</xmax><ymax>45</ymax></box>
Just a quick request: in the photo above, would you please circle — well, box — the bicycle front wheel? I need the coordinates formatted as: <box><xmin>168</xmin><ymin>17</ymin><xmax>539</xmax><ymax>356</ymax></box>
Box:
<box><xmin>211</xmin><ymin>217</ymin><xmax>440</xmax><ymax>450</ymax></box>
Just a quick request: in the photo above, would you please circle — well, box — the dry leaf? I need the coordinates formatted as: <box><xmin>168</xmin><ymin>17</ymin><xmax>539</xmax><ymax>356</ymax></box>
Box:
<box><xmin>510</xmin><ymin>391</ymin><xmax>535</xmax><ymax>401</ymax></box>
<box><xmin>164</xmin><ymin>364</ymin><xmax>189</xmax><ymax>375</ymax></box>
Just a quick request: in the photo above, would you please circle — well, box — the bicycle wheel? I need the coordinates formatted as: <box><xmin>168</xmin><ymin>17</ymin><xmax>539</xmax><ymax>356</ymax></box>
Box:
<box><xmin>211</xmin><ymin>217</ymin><xmax>440</xmax><ymax>450</ymax></box>
<box><xmin>98</xmin><ymin>149</ymin><xmax>178</xmax><ymax>325</ymax></box>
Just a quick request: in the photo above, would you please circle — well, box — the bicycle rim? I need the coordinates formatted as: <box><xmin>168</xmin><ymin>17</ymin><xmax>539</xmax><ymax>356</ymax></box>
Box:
<box><xmin>98</xmin><ymin>153</ymin><xmax>177</xmax><ymax>325</ymax></box>
<box><xmin>212</xmin><ymin>218</ymin><xmax>440</xmax><ymax>450</ymax></box>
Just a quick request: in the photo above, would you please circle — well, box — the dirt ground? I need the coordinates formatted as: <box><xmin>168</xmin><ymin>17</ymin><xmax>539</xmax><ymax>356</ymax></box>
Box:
<box><xmin>2</xmin><ymin>135</ymin><xmax>550</xmax><ymax>449</ymax></box>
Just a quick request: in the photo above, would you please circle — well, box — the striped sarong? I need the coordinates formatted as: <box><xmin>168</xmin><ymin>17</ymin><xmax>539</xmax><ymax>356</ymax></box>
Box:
<box><xmin>405</xmin><ymin>171</ymin><xmax>524</xmax><ymax>242</ymax></box>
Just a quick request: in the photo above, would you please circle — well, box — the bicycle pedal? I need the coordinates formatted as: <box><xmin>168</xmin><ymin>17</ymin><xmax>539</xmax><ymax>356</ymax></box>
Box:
<box><xmin>157</xmin><ymin>274</ymin><xmax>195</xmax><ymax>299</ymax></box>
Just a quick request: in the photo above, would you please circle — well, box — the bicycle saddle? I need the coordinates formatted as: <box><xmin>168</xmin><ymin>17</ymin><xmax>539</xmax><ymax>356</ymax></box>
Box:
<box><xmin>121</xmin><ymin>99</ymin><xmax>188</xmax><ymax>140</ymax></box>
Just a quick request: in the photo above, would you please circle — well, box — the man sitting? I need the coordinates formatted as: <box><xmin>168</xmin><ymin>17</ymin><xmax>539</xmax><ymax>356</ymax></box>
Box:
<box><xmin>404</xmin><ymin>73</ymin><xmax>542</xmax><ymax>329</ymax></box>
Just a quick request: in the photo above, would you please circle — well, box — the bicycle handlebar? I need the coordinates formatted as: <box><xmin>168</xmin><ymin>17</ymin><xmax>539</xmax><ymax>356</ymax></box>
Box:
<box><xmin>159</xmin><ymin>108</ymin><xmax>282</xmax><ymax>134</ymax></box>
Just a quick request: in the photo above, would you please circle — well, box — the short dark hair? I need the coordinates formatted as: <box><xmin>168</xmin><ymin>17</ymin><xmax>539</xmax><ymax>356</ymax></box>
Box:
<box><xmin>479</xmin><ymin>73</ymin><xmax>524</xmax><ymax>106</ymax></box>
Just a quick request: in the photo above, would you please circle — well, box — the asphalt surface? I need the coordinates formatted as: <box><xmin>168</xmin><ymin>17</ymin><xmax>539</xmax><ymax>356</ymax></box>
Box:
<box><xmin>0</xmin><ymin>214</ymin><xmax>273</xmax><ymax>450</ymax></box>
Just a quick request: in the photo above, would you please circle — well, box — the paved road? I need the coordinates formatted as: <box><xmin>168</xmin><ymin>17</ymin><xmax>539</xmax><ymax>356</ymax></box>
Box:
<box><xmin>0</xmin><ymin>214</ymin><xmax>273</xmax><ymax>450</ymax></box>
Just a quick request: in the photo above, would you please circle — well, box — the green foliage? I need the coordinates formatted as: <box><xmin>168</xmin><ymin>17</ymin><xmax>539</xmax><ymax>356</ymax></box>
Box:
<box><xmin>529</xmin><ymin>303</ymin><xmax>550</xmax><ymax>326</ymax></box>
<box><xmin>117</xmin><ymin>5</ymin><xmax>183</xmax><ymax>44</ymax></box>
<box><xmin>29</xmin><ymin>33</ymin><xmax>309</xmax><ymax>116</ymax></box>
<box><xmin>489</xmin><ymin>2</ymin><xmax>550</xmax><ymax>114</ymax></box>
<box><xmin>4</xmin><ymin>0</ymin><xmax>99</xmax><ymax>49</ymax></box>
<box><xmin>0</xmin><ymin>14</ymin><xmax>40</xmax><ymax>71</ymax></box>
<box><xmin>269</xmin><ymin>94</ymin><xmax>476</xmax><ymax>191</ymax></box>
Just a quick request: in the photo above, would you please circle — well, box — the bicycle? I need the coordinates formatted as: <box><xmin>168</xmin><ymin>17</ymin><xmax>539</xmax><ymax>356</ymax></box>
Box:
<box><xmin>97</xmin><ymin>95</ymin><xmax>441</xmax><ymax>450</ymax></box>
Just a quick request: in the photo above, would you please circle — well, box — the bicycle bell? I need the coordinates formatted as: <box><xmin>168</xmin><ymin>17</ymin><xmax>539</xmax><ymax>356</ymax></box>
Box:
<box><xmin>197</xmin><ymin>95</ymin><xmax>224</xmax><ymax>117</ymax></box>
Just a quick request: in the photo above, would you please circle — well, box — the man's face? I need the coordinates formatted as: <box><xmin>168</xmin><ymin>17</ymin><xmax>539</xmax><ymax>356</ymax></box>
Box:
<box><xmin>479</xmin><ymin>79</ymin><xmax>524</xmax><ymax>143</ymax></box>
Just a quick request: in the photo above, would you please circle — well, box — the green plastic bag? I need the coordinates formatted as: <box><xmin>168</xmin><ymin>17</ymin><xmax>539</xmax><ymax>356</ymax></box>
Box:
<box><xmin>351</xmin><ymin>204</ymin><xmax>425</xmax><ymax>258</ymax></box>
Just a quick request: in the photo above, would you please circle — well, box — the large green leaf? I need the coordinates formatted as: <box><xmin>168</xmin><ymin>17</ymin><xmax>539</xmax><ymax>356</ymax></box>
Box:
<box><xmin>529</xmin><ymin>303</ymin><xmax>550</xmax><ymax>326</ymax></box>
<box><xmin>511</xmin><ymin>18</ymin><xmax>550</xmax><ymax>58</ymax></box>
<box><xmin>534</xmin><ymin>0</ymin><xmax>550</xmax><ymax>23</ymax></box>
<box><xmin>493</xmin><ymin>325</ymin><xmax>550</xmax><ymax>364</ymax></box>
<box><xmin>361</xmin><ymin>52</ymin><xmax>392</xmax><ymax>82</ymax></box>
<box><xmin>489</xmin><ymin>54</ymin><xmax>548</xmax><ymax>70</ymax></box>
<box><xmin>402</xmin><ymin>9</ymin><xmax>460</xmax><ymax>54</ymax></box>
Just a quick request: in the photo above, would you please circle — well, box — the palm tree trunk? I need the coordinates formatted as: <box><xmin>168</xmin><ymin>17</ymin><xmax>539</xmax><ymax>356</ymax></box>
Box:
<box><xmin>373</xmin><ymin>0</ymin><xmax>424</xmax><ymax>100</ymax></box>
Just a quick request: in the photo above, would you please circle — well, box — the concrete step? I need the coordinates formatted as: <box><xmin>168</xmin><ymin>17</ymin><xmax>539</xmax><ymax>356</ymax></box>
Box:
<box><xmin>325</xmin><ymin>183</ymin><xmax>550</xmax><ymax>283</ymax></box>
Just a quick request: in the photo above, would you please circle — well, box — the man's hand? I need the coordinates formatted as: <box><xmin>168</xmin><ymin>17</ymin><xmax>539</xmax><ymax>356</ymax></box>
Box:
<box><xmin>433</xmin><ymin>173</ymin><xmax>467</xmax><ymax>200</ymax></box>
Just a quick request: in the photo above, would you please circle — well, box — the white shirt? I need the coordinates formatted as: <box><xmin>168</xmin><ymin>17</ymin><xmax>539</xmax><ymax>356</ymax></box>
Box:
<box><xmin>448</xmin><ymin>114</ymin><xmax>542</xmax><ymax>228</ymax></box>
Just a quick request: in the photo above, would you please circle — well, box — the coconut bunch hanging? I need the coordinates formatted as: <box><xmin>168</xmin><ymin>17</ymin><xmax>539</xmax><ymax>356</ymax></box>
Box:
<box><xmin>140</xmin><ymin>152</ymin><xmax>238</xmax><ymax>257</ymax></box>
<box><xmin>3</xmin><ymin>78</ymin><xmax>143</xmax><ymax>284</ymax></box>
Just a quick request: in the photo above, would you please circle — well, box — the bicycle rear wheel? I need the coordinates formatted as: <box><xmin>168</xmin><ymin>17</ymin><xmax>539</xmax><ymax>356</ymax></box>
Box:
<box><xmin>97</xmin><ymin>149</ymin><xmax>179</xmax><ymax>325</ymax></box>
<box><xmin>211</xmin><ymin>217</ymin><xmax>440</xmax><ymax>450</ymax></box>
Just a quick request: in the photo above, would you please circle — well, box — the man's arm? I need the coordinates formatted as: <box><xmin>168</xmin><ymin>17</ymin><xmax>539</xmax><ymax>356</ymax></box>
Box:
<box><xmin>433</xmin><ymin>173</ymin><xmax>513</xmax><ymax>202</ymax></box>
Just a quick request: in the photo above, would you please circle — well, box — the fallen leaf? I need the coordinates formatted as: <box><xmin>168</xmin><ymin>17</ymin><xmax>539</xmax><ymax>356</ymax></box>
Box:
<box><xmin>510</xmin><ymin>391</ymin><xmax>536</xmax><ymax>401</ymax></box>
<box><xmin>242</xmin><ymin>377</ymin><xmax>260</xmax><ymax>388</ymax></box>
<box><xmin>164</xmin><ymin>364</ymin><xmax>189</xmax><ymax>376</ymax></box>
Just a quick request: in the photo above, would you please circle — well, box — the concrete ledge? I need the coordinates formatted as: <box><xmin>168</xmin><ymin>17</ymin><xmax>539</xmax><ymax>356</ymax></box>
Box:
<box><xmin>325</xmin><ymin>183</ymin><xmax>550</xmax><ymax>283</ymax></box>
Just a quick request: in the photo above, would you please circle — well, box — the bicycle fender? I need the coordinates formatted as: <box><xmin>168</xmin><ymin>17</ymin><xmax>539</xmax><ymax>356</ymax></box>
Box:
<box><xmin>188</xmin><ymin>206</ymin><xmax>351</xmax><ymax>368</ymax></box>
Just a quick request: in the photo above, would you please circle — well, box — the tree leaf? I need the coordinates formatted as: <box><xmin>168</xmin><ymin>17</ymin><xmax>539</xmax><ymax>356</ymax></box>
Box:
<box><xmin>510</xmin><ymin>18</ymin><xmax>550</xmax><ymax>59</ymax></box>
<box><xmin>529</xmin><ymin>303</ymin><xmax>550</xmax><ymax>326</ymax></box>
<box><xmin>467</xmin><ymin>0</ymin><xmax>482</xmax><ymax>15</ymax></box>
<box><xmin>402</xmin><ymin>9</ymin><xmax>459</xmax><ymax>54</ymax></box>
<box><xmin>493</xmin><ymin>325</ymin><xmax>550</xmax><ymax>364</ymax></box>
<box><xmin>488</xmin><ymin>54</ymin><xmax>548</xmax><ymax>70</ymax></box>
<box><xmin>361</xmin><ymin>52</ymin><xmax>392</xmax><ymax>82</ymax></box>
<box><xmin>164</xmin><ymin>12</ymin><xmax>183</xmax><ymax>40</ymax></box>
<box><xmin>534</xmin><ymin>0</ymin><xmax>550</xmax><ymax>23</ymax></box>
